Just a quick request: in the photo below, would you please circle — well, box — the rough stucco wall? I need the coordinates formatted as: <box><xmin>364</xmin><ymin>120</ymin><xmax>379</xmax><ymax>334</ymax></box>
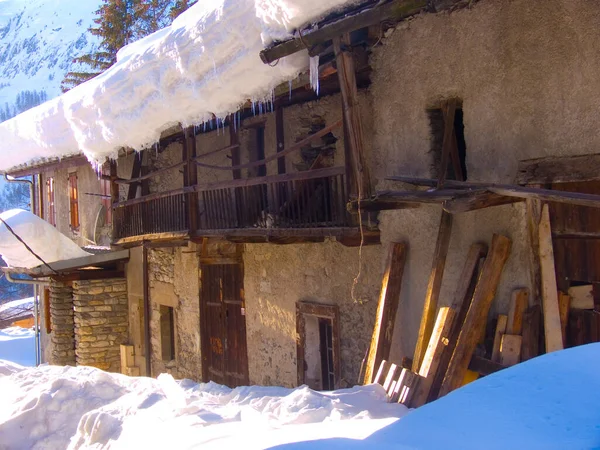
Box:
<box><xmin>244</xmin><ymin>240</ymin><xmax>383</xmax><ymax>388</ymax></box>
<box><xmin>368</xmin><ymin>0</ymin><xmax>600</xmax><ymax>360</ymax></box>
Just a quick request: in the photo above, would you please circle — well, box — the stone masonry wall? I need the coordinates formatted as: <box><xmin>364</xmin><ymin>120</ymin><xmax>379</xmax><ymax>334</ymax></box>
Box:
<box><xmin>73</xmin><ymin>278</ymin><xmax>128</xmax><ymax>372</ymax></box>
<box><xmin>49</xmin><ymin>280</ymin><xmax>75</xmax><ymax>366</ymax></box>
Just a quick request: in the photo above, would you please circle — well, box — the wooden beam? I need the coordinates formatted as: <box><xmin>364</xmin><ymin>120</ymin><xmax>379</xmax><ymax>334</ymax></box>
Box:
<box><xmin>499</xmin><ymin>334</ymin><xmax>522</xmax><ymax>366</ymax></box>
<box><xmin>558</xmin><ymin>292</ymin><xmax>570</xmax><ymax>347</ymax></box>
<box><xmin>363</xmin><ymin>243</ymin><xmax>407</xmax><ymax>384</ymax></box>
<box><xmin>516</xmin><ymin>153</ymin><xmax>600</xmax><ymax>185</ymax></box>
<box><xmin>568</xmin><ymin>285</ymin><xmax>593</xmax><ymax>310</ymax></box>
<box><xmin>526</xmin><ymin>198</ymin><xmax>543</xmax><ymax>307</ymax></box>
<box><xmin>334</xmin><ymin>34</ymin><xmax>371</xmax><ymax>199</ymax></box>
<box><xmin>411</xmin><ymin>306</ymin><xmax>456</xmax><ymax>407</ymax></box>
<box><xmin>184</xmin><ymin>126</ymin><xmax>199</xmax><ymax>233</ymax></box>
<box><xmin>7</xmin><ymin>154</ymin><xmax>89</xmax><ymax>178</ymax></box>
<box><xmin>413</xmin><ymin>210</ymin><xmax>453</xmax><ymax>372</ymax></box>
<box><xmin>506</xmin><ymin>288</ymin><xmax>529</xmax><ymax>335</ymax></box>
<box><xmin>538</xmin><ymin>204</ymin><xmax>564</xmax><ymax>353</ymax></box>
<box><xmin>229</xmin><ymin>113</ymin><xmax>241</xmax><ymax>180</ymax></box>
<box><xmin>521</xmin><ymin>304</ymin><xmax>541</xmax><ymax>361</ymax></box>
<box><xmin>127</xmin><ymin>152</ymin><xmax>143</xmax><ymax>200</ymax></box>
<box><xmin>275</xmin><ymin>105</ymin><xmax>286</xmax><ymax>175</ymax></box>
<box><xmin>443</xmin><ymin>191</ymin><xmax>523</xmax><ymax>214</ymax></box>
<box><xmin>259</xmin><ymin>0</ymin><xmax>428</xmax><ymax>64</ymax></box>
<box><xmin>491</xmin><ymin>314</ymin><xmax>508</xmax><ymax>363</ymax></box>
<box><xmin>439</xmin><ymin>234</ymin><xmax>512</xmax><ymax>397</ymax></box>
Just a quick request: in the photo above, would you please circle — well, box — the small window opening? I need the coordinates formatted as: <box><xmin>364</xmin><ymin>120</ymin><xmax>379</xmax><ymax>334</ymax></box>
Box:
<box><xmin>319</xmin><ymin>318</ymin><xmax>335</xmax><ymax>390</ymax></box>
<box><xmin>160</xmin><ymin>305</ymin><xmax>175</xmax><ymax>361</ymax></box>
<box><xmin>428</xmin><ymin>103</ymin><xmax>467</xmax><ymax>181</ymax></box>
<box><xmin>68</xmin><ymin>172</ymin><xmax>80</xmax><ymax>230</ymax></box>
<box><xmin>46</xmin><ymin>177</ymin><xmax>56</xmax><ymax>227</ymax></box>
<box><xmin>100</xmin><ymin>168</ymin><xmax>112</xmax><ymax>225</ymax></box>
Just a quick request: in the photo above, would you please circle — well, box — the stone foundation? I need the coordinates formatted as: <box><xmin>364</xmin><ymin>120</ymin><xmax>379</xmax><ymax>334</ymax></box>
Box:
<box><xmin>49</xmin><ymin>280</ymin><xmax>75</xmax><ymax>366</ymax></box>
<box><xmin>73</xmin><ymin>278</ymin><xmax>128</xmax><ymax>372</ymax></box>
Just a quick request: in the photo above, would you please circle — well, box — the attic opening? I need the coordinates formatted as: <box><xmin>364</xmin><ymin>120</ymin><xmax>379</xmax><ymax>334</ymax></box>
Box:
<box><xmin>428</xmin><ymin>102</ymin><xmax>467</xmax><ymax>181</ymax></box>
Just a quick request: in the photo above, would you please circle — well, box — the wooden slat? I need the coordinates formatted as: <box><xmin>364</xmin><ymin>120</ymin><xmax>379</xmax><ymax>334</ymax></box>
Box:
<box><xmin>363</xmin><ymin>243</ymin><xmax>407</xmax><ymax>384</ymax></box>
<box><xmin>397</xmin><ymin>370</ymin><xmax>419</xmax><ymax>406</ymax></box>
<box><xmin>373</xmin><ymin>360</ymin><xmax>390</xmax><ymax>385</ymax></box>
<box><xmin>521</xmin><ymin>304</ymin><xmax>541</xmax><ymax>361</ymax></box>
<box><xmin>499</xmin><ymin>334</ymin><xmax>522</xmax><ymax>366</ymax></box>
<box><xmin>491</xmin><ymin>314</ymin><xmax>508</xmax><ymax>363</ymax></box>
<box><xmin>444</xmin><ymin>191</ymin><xmax>523</xmax><ymax>213</ymax></box>
<box><xmin>411</xmin><ymin>307</ymin><xmax>455</xmax><ymax>407</ymax></box>
<box><xmin>538</xmin><ymin>204</ymin><xmax>564</xmax><ymax>353</ymax></box>
<box><xmin>558</xmin><ymin>292</ymin><xmax>571</xmax><ymax>346</ymax></box>
<box><xmin>382</xmin><ymin>363</ymin><xmax>399</xmax><ymax>392</ymax></box>
<box><xmin>506</xmin><ymin>288</ymin><xmax>529</xmax><ymax>335</ymax></box>
<box><xmin>568</xmin><ymin>285</ymin><xmax>594</xmax><ymax>310</ymax></box>
<box><xmin>439</xmin><ymin>234</ymin><xmax>512</xmax><ymax>397</ymax></box>
<box><xmin>413</xmin><ymin>211</ymin><xmax>453</xmax><ymax>372</ymax></box>
<box><xmin>127</xmin><ymin>152</ymin><xmax>143</xmax><ymax>200</ymax></box>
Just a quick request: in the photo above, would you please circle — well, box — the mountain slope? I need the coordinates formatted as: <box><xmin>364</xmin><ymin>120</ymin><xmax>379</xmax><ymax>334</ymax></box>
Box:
<box><xmin>0</xmin><ymin>0</ymin><xmax>101</xmax><ymax>120</ymax></box>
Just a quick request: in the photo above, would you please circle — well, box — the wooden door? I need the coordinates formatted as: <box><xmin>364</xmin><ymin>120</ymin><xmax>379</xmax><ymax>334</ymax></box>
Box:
<box><xmin>200</xmin><ymin>263</ymin><xmax>249</xmax><ymax>387</ymax></box>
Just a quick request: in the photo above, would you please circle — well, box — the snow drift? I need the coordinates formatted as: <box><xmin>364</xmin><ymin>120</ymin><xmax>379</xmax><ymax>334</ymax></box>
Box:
<box><xmin>0</xmin><ymin>209</ymin><xmax>90</xmax><ymax>269</ymax></box>
<box><xmin>0</xmin><ymin>0</ymin><xmax>357</xmax><ymax>171</ymax></box>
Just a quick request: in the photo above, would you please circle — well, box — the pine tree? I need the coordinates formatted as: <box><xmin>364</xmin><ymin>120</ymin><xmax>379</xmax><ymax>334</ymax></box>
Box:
<box><xmin>136</xmin><ymin>0</ymin><xmax>174</xmax><ymax>35</ymax></box>
<box><xmin>169</xmin><ymin>0</ymin><xmax>197</xmax><ymax>20</ymax></box>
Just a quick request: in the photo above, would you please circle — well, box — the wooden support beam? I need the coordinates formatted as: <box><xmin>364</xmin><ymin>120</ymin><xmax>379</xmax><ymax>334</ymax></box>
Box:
<box><xmin>413</xmin><ymin>211</ymin><xmax>453</xmax><ymax>372</ymax></box>
<box><xmin>439</xmin><ymin>234</ymin><xmax>512</xmax><ymax>397</ymax></box>
<box><xmin>275</xmin><ymin>105</ymin><xmax>286</xmax><ymax>174</ymax></box>
<box><xmin>411</xmin><ymin>306</ymin><xmax>456</xmax><ymax>407</ymax></box>
<box><xmin>363</xmin><ymin>243</ymin><xmax>407</xmax><ymax>384</ymax></box>
<box><xmin>491</xmin><ymin>314</ymin><xmax>508</xmax><ymax>363</ymax></box>
<box><xmin>127</xmin><ymin>152</ymin><xmax>143</xmax><ymax>200</ymax></box>
<box><xmin>538</xmin><ymin>204</ymin><xmax>564</xmax><ymax>353</ymax></box>
<box><xmin>109</xmin><ymin>160</ymin><xmax>119</xmax><ymax>241</ymax></box>
<box><xmin>184</xmin><ymin>127</ymin><xmax>199</xmax><ymax>233</ymax></box>
<box><xmin>506</xmin><ymin>288</ymin><xmax>529</xmax><ymax>335</ymax></box>
<box><xmin>229</xmin><ymin>113</ymin><xmax>241</xmax><ymax>180</ymax></box>
<box><xmin>334</xmin><ymin>34</ymin><xmax>371</xmax><ymax>199</ymax></box>
<box><xmin>443</xmin><ymin>191</ymin><xmax>523</xmax><ymax>214</ymax></box>
<box><xmin>526</xmin><ymin>198</ymin><xmax>543</xmax><ymax>307</ymax></box>
<box><xmin>558</xmin><ymin>292</ymin><xmax>570</xmax><ymax>346</ymax></box>
<box><xmin>521</xmin><ymin>304</ymin><xmax>541</xmax><ymax>361</ymax></box>
<box><xmin>516</xmin><ymin>153</ymin><xmax>600</xmax><ymax>185</ymax></box>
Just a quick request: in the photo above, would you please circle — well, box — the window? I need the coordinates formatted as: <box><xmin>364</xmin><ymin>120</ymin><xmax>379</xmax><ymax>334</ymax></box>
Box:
<box><xmin>428</xmin><ymin>100</ymin><xmax>467</xmax><ymax>181</ymax></box>
<box><xmin>46</xmin><ymin>177</ymin><xmax>56</xmax><ymax>226</ymax></box>
<box><xmin>101</xmin><ymin>168</ymin><xmax>112</xmax><ymax>225</ymax></box>
<box><xmin>160</xmin><ymin>305</ymin><xmax>175</xmax><ymax>361</ymax></box>
<box><xmin>68</xmin><ymin>172</ymin><xmax>80</xmax><ymax>230</ymax></box>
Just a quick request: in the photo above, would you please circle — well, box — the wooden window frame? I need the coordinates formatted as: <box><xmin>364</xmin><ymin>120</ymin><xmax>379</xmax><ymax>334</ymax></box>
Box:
<box><xmin>68</xmin><ymin>172</ymin><xmax>80</xmax><ymax>231</ymax></box>
<box><xmin>46</xmin><ymin>177</ymin><xmax>56</xmax><ymax>227</ymax></box>
<box><xmin>101</xmin><ymin>168</ymin><xmax>112</xmax><ymax>225</ymax></box>
<box><xmin>159</xmin><ymin>304</ymin><xmax>176</xmax><ymax>362</ymax></box>
<box><xmin>296</xmin><ymin>301</ymin><xmax>341</xmax><ymax>389</ymax></box>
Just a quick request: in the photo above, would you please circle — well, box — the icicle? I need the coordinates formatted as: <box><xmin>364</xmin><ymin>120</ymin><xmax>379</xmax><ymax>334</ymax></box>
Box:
<box><xmin>309</xmin><ymin>55</ymin><xmax>320</xmax><ymax>95</ymax></box>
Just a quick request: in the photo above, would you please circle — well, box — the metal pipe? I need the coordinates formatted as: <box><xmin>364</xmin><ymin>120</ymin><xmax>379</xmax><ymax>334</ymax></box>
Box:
<box><xmin>4</xmin><ymin>173</ymin><xmax>35</xmax><ymax>214</ymax></box>
<box><xmin>142</xmin><ymin>244</ymin><xmax>152</xmax><ymax>377</ymax></box>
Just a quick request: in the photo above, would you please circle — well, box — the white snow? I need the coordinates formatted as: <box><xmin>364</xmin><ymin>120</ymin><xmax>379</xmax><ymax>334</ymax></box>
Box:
<box><xmin>0</xmin><ymin>0</ymin><xmax>358</xmax><ymax>171</ymax></box>
<box><xmin>0</xmin><ymin>296</ymin><xmax>33</xmax><ymax>317</ymax></box>
<box><xmin>0</xmin><ymin>327</ymin><xmax>34</xmax><ymax>367</ymax></box>
<box><xmin>0</xmin><ymin>209</ymin><xmax>90</xmax><ymax>268</ymax></box>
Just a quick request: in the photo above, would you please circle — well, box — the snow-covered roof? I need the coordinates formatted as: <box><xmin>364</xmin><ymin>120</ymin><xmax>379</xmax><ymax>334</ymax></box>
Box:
<box><xmin>0</xmin><ymin>0</ymin><xmax>358</xmax><ymax>172</ymax></box>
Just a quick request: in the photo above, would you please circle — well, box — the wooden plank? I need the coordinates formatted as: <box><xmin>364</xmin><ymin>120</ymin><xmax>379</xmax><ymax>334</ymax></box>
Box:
<box><xmin>490</xmin><ymin>185</ymin><xmax>600</xmax><ymax>209</ymax></box>
<box><xmin>568</xmin><ymin>285</ymin><xmax>593</xmax><ymax>309</ymax></box>
<box><xmin>397</xmin><ymin>370</ymin><xmax>418</xmax><ymax>406</ymax></box>
<box><xmin>499</xmin><ymin>334</ymin><xmax>522</xmax><ymax>366</ymax></box>
<box><xmin>412</xmin><ymin>211</ymin><xmax>453</xmax><ymax>372</ymax></box>
<box><xmin>443</xmin><ymin>191</ymin><xmax>523</xmax><ymax>213</ymax></box>
<box><xmin>428</xmin><ymin>243</ymin><xmax>487</xmax><ymax>401</ymax></box>
<box><xmin>382</xmin><ymin>363</ymin><xmax>399</xmax><ymax>392</ymax></box>
<box><xmin>439</xmin><ymin>234</ymin><xmax>512</xmax><ymax>397</ymax></box>
<box><xmin>516</xmin><ymin>153</ymin><xmax>600</xmax><ymax>185</ymax></box>
<box><xmin>538</xmin><ymin>203</ymin><xmax>564</xmax><ymax>353</ymax></box>
<box><xmin>363</xmin><ymin>243</ymin><xmax>408</xmax><ymax>384</ymax></box>
<box><xmin>120</xmin><ymin>344</ymin><xmax>135</xmax><ymax>370</ymax></box>
<box><xmin>491</xmin><ymin>314</ymin><xmax>508</xmax><ymax>363</ymax></box>
<box><xmin>506</xmin><ymin>288</ymin><xmax>529</xmax><ymax>334</ymax></box>
<box><xmin>411</xmin><ymin>307</ymin><xmax>456</xmax><ymax>408</ymax></box>
<box><xmin>275</xmin><ymin>105</ymin><xmax>286</xmax><ymax>175</ymax></box>
<box><xmin>334</xmin><ymin>34</ymin><xmax>371</xmax><ymax>198</ymax></box>
<box><xmin>468</xmin><ymin>355</ymin><xmax>506</xmax><ymax>376</ymax></box>
<box><xmin>373</xmin><ymin>360</ymin><xmax>390</xmax><ymax>385</ymax></box>
<box><xmin>229</xmin><ymin>113</ymin><xmax>241</xmax><ymax>180</ymax></box>
<box><xmin>521</xmin><ymin>304</ymin><xmax>541</xmax><ymax>361</ymax></box>
<box><xmin>558</xmin><ymin>292</ymin><xmax>570</xmax><ymax>346</ymax></box>
<box><xmin>526</xmin><ymin>198</ymin><xmax>543</xmax><ymax>308</ymax></box>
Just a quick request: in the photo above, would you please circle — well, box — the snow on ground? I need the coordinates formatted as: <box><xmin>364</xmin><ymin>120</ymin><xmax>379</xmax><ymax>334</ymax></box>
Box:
<box><xmin>0</xmin><ymin>327</ymin><xmax>34</xmax><ymax>367</ymax></box>
<box><xmin>0</xmin><ymin>0</ymin><xmax>359</xmax><ymax>171</ymax></box>
<box><xmin>0</xmin><ymin>296</ymin><xmax>33</xmax><ymax>316</ymax></box>
<box><xmin>0</xmin><ymin>209</ymin><xmax>91</xmax><ymax>268</ymax></box>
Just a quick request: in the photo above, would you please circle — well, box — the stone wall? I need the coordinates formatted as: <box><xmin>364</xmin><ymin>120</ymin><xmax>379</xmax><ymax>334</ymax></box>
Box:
<box><xmin>73</xmin><ymin>278</ymin><xmax>128</xmax><ymax>372</ymax></box>
<box><xmin>49</xmin><ymin>280</ymin><xmax>75</xmax><ymax>366</ymax></box>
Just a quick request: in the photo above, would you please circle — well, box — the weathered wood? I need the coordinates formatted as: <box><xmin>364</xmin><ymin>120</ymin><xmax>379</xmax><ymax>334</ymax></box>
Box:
<box><xmin>8</xmin><ymin>154</ymin><xmax>89</xmax><ymax>178</ymax></box>
<box><xmin>558</xmin><ymin>292</ymin><xmax>570</xmax><ymax>346</ymax></box>
<box><xmin>364</xmin><ymin>243</ymin><xmax>408</xmax><ymax>384</ymax></box>
<box><xmin>184</xmin><ymin>126</ymin><xmax>199</xmax><ymax>232</ymax></box>
<box><xmin>443</xmin><ymin>191</ymin><xmax>523</xmax><ymax>213</ymax></box>
<box><xmin>490</xmin><ymin>185</ymin><xmax>600</xmax><ymax>209</ymax></box>
<box><xmin>439</xmin><ymin>234</ymin><xmax>512</xmax><ymax>397</ymax></box>
<box><xmin>334</xmin><ymin>34</ymin><xmax>371</xmax><ymax>198</ymax></box>
<box><xmin>229</xmin><ymin>114</ymin><xmax>241</xmax><ymax>180</ymax></box>
<box><xmin>499</xmin><ymin>334</ymin><xmax>522</xmax><ymax>366</ymax></box>
<box><xmin>127</xmin><ymin>152</ymin><xmax>144</xmax><ymax>200</ymax></box>
<box><xmin>120</xmin><ymin>344</ymin><xmax>135</xmax><ymax>369</ymax></box>
<box><xmin>275</xmin><ymin>105</ymin><xmax>286</xmax><ymax>175</ymax></box>
<box><xmin>506</xmin><ymin>288</ymin><xmax>529</xmax><ymax>335</ymax></box>
<box><xmin>491</xmin><ymin>314</ymin><xmax>508</xmax><ymax>363</ymax></box>
<box><xmin>383</xmin><ymin>363</ymin><xmax>399</xmax><ymax>392</ymax></box>
<box><xmin>373</xmin><ymin>360</ymin><xmax>390</xmax><ymax>385</ymax></box>
<box><xmin>397</xmin><ymin>369</ymin><xmax>419</xmax><ymax>406</ymax></box>
<box><xmin>538</xmin><ymin>204</ymin><xmax>564</xmax><ymax>353</ymax></box>
<box><xmin>516</xmin><ymin>153</ymin><xmax>600</xmax><ymax>185</ymax></box>
<box><xmin>259</xmin><ymin>0</ymin><xmax>428</xmax><ymax>64</ymax></box>
<box><xmin>437</xmin><ymin>99</ymin><xmax>457</xmax><ymax>187</ymax></box>
<box><xmin>526</xmin><ymin>198</ymin><xmax>543</xmax><ymax>307</ymax></box>
<box><xmin>115</xmin><ymin>186</ymin><xmax>196</xmax><ymax>208</ymax></box>
<box><xmin>411</xmin><ymin>307</ymin><xmax>456</xmax><ymax>407</ymax></box>
<box><xmin>521</xmin><ymin>304</ymin><xmax>541</xmax><ymax>361</ymax></box>
<box><xmin>568</xmin><ymin>285</ymin><xmax>594</xmax><ymax>309</ymax></box>
<box><xmin>468</xmin><ymin>355</ymin><xmax>506</xmax><ymax>376</ymax></box>
<box><xmin>428</xmin><ymin>243</ymin><xmax>487</xmax><ymax>401</ymax></box>
<box><xmin>413</xmin><ymin>211</ymin><xmax>453</xmax><ymax>372</ymax></box>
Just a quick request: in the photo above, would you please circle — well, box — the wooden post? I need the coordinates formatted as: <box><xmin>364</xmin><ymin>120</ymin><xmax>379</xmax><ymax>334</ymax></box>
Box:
<box><xmin>334</xmin><ymin>34</ymin><xmax>371</xmax><ymax>199</ymax></box>
<box><xmin>183</xmin><ymin>127</ymin><xmax>198</xmax><ymax>233</ymax></box>
<box><xmin>363</xmin><ymin>243</ymin><xmax>407</xmax><ymax>384</ymax></box>
<box><xmin>521</xmin><ymin>304</ymin><xmax>541</xmax><ymax>361</ymax></box>
<box><xmin>127</xmin><ymin>152</ymin><xmax>143</xmax><ymax>200</ymax></box>
<box><xmin>558</xmin><ymin>292</ymin><xmax>570</xmax><ymax>347</ymax></box>
<box><xmin>109</xmin><ymin>160</ymin><xmax>119</xmax><ymax>241</ymax></box>
<box><xmin>411</xmin><ymin>306</ymin><xmax>456</xmax><ymax>407</ymax></box>
<box><xmin>491</xmin><ymin>314</ymin><xmax>508</xmax><ymax>363</ymax></box>
<box><xmin>506</xmin><ymin>288</ymin><xmax>529</xmax><ymax>335</ymax></box>
<box><xmin>499</xmin><ymin>334</ymin><xmax>522</xmax><ymax>366</ymax></box>
<box><xmin>439</xmin><ymin>234</ymin><xmax>512</xmax><ymax>397</ymax></box>
<box><xmin>412</xmin><ymin>211</ymin><xmax>453</xmax><ymax>372</ymax></box>
<box><xmin>275</xmin><ymin>105</ymin><xmax>286</xmax><ymax>175</ymax></box>
<box><xmin>526</xmin><ymin>197</ymin><xmax>543</xmax><ymax>305</ymax></box>
<box><xmin>229</xmin><ymin>114</ymin><xmax>241</xmax><ymax>180</ymax></box>
<box><xmin>538</xmin><ymin>203</ymin><xmax>564</xmax><ymax>353</ymax></box>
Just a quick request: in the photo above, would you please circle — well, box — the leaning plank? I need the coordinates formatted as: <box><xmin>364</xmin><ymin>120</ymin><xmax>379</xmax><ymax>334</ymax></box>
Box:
<box><xmin>521</xmin><ymin>304</ymin><xmax>541</xmax><ymax>361</ymax></box>
<box><xmin>499</xmin><ymin>334</ymin><xmax>522</xmax><ymax>366</ymax></box>
<box><xmin>413</xmin><ymin>211</ymin><xmax>453</xmax><ymax>372</ymax></box>
<box><xmin>397</xmin><ymin>369</ymin><xmax>419</xmax><ymax>406</ymax></box>
<box><xmin>568</xmin><ymin>285</ymin><xmax>593</xmax><ymax>310</ymax></box>
<box><xmin>411</xmin><ymin>307</ymin><xmax>456</xmax><ymax>408</ymax></box>
<box><xmin>491</xmin><ymin>314</ymin><xmax>508</xmax><ymax>363</ymax></box>
<box><xmin>506</xmin><ymin>288</ymin><xmax>529</xmax><ymax>334</ymax></box>
<box><xmin>538</xmin><ymin>204</ymin><xmax>564</xmax><ymax>353</ymax></box>
<box><xmin>443</xmin><ymin>191</ymin><xmax>523</xmax><ymax>214</ymax></box>
<box><xmin>383</xmin><ymin>363</ymin><xmax>399</xmax><ymax>392</ymax></box>
<box><xmin>558</xmin><ymin>292</ymin><xmax>571</xmax><ymax>346</ymax></box>
<box><xmin>439</xmin><ymin>234</ymin><xmax>512</xmax><ymax>397</ymax></box>
<box><xmin>363</xmin><ymin>243</ymin><xmax>408</xmax><ymax>384</ymax></box>
<box><xmin>373</xmin><ymin>360</ymin><xmax>390</xmax><ymax>385</ymax></box>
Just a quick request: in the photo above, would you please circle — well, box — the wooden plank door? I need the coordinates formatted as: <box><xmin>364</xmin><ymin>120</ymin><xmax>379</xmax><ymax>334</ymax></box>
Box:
<box><xmin>200</xmin><ymin>263</ymin><xmax>249</xmax><ymax>387</ymax></box>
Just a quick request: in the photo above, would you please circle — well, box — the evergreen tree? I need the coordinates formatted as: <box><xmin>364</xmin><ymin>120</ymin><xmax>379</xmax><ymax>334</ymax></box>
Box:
<box><xmin>169</xmin><ymin>0</ymin><xmax>197</xmax><ymax>20</ymax></box>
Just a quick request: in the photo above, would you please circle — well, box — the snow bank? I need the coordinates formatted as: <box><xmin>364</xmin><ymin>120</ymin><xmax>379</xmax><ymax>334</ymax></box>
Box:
<box><xmin>0</xmin><ymin>327</ymin><xmax>34</xmax><ymax>367</ymax></box>
<box><xmin>0</xmin><ymin>0</ymin><xmax>357</xmax><ymax>170</ymax></box>
<box><xmin>0</xmin><ymin>296</ymin><xmax>33</xmax><ymax>317</ymax></box>
<box><xmin>0</xmin><ymin>209</ymin><xmax>90</xmax><ymax>268</ymax></box>
<box><xmin>0</xmin><ymin>364</ymin><xmax>405</xmax><ymax>450</ymax></box>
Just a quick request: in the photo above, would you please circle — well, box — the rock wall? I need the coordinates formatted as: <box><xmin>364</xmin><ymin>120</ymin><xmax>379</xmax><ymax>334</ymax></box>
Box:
<box><xmin>49</xmin><ymin>280</ymin><xmax>75</xmax><ymax>366</ymax></box>
<box><xmin>72</xmin><ymin>278</ymin><xmax>128</xmax><ymax>372</ymax></box>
